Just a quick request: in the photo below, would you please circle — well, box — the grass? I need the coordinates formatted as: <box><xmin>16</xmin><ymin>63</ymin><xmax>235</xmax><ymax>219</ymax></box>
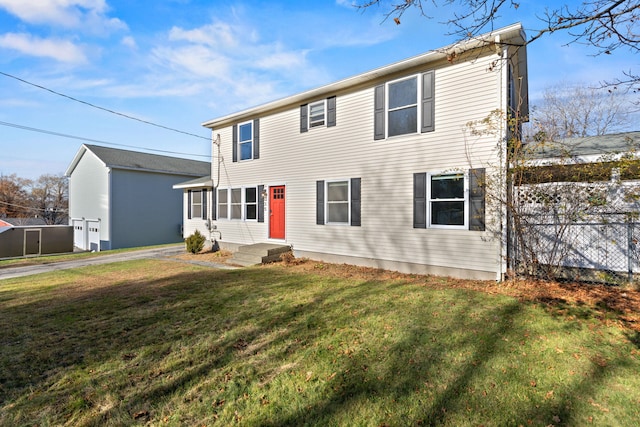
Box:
<box><xmin>1</xmin><ymin>259</ymin><xmax>639</xmax><ymax>426</ymax></box>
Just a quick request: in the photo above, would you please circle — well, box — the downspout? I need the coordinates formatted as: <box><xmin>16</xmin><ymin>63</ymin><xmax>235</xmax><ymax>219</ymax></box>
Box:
<box><xmin>210</xmin><ymin>133</ymin><xmax>222</xmax><ymax>242</ymax></box>
<box><xmin>498</xmin><ymin>36</ymin><xmax>509</xmax><ymax>282</ymax></box>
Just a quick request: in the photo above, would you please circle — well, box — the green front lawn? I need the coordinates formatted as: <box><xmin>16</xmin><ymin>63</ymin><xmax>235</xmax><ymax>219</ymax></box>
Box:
<box><xmin>1</xmin><ymin>259</ymin><xmax>639</xmax><ymax>426</ymax></box>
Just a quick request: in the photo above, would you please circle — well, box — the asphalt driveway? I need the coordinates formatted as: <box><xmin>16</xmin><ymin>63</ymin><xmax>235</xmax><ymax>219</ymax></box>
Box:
<box><xmin>0</xmin><ymin>245</ymin><xmax>190</xmax><ymax>280</ymax></box>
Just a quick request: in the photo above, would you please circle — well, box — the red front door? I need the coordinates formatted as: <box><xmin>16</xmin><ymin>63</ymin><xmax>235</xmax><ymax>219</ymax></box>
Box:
<box><xmin>269</xmin><ymin>186</ymin><xmax>285</xmax><ymax>239</ymax></box>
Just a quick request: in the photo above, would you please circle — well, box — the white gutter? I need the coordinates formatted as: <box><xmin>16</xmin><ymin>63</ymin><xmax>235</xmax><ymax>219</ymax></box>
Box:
<box><xmin>202</xmin><ymin>23</ymin><xmax>526</xmax><ymax>130</ymax></box>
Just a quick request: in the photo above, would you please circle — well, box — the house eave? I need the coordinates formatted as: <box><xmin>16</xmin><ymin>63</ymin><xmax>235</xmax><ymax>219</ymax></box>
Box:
<box><xmin>202</xmin><ymin>23</ymin><xmax>526</xmax><ymax>130</ymax></box>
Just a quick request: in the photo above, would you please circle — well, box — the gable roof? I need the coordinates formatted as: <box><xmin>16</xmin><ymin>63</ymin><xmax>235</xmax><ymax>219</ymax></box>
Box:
<box><xmin>532</xmin><ymin>131</ymin><xmax>640</xmax><ymax>161</ymax></box>
<box><xmin>202</xmin><ymin>22</ymin><xmax>527</xmax><ymax>130</ymax></box>
<box><xmin>65</xmin><ymin>144</ymin><xmax>211</xmax><ymax>177</ymax></box>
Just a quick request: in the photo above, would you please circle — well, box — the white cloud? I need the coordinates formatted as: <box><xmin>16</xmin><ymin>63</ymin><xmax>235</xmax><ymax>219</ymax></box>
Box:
<box><xmin>0</xmin><ymin>0</ymin><xmax>126</xmax><ymax>34</ymax></box>
<box><xmin>168</xmin><ymin>22</ymin><xmax>238</xmax><ymax>48</ymax></box>
<box><xmin>121</xmin><ymin>36</ymin><xmax>136</xmax><ymax>49</ymax></box>
<box><xmin>0</xmin><ymin>32</ymin><xmax>87</xmax><ymax>63</ymax></box>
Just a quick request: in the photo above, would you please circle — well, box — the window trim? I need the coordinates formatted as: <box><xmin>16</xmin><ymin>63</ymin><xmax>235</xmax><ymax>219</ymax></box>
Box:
<box><xmin>238</xmin><ymin>120</ymin><xmax>253</xmax><ymax>161</ymax></box>
<box><xmin>308</xmin><ymin>99</ymin><xmax>326</xmax><ymax>129</ymax></box>
<box><xmin>427</xmin><ymin>172</ymin><xmax>468</xmax><ymax>229</ymax></box>
<box><xmin>325</xmin><ymin>179</ymin><xmax>351</xmax><ymax>225</ymax></box>
<box><xmin>244</xmin><ymin>186</ymin><xmax>258</xmax><ymax>221</ymax></box>
<box><xmin>384</xmin><ymin>74</ymin><xmax>422</xmax><ymax>138</ymax></box>
<box><xmin>386</xmin><ymin>74</ymin><xmax>420</xmax><ymax>138</ymax></box>
<box><xmin>216</xmin><ymin>186</ymin><xmax>259</xmax><ymax>221</ymax></box>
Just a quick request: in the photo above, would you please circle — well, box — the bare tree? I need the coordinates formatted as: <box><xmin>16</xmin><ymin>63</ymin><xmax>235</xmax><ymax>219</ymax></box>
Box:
<box><xmin>29</xmin><ymin>174</ymin><xmax>69</xmax><ymax>225</ymax></box>
<box><xmin>356</xmin><ymin>1</ymin><xmax>640</xmax><ymax>89</ymax></box>
<box><xmin>0</xmin><ymin>174</ymin><xmax>32</xmax><ymax>218</ymax></box>
<box><xmin>526</xmin><ymin>82</ymin><xmax>634</xmax><ymax>141</ymax></box>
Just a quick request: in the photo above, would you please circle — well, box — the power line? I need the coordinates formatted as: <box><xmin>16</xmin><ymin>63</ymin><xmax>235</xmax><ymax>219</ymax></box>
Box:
<box><xmin>0</xmin><ymin>70</ymin><xmax>210</xmax><ymax>141</ymax></box>
<box><xmin>0</xmin><ymin>199</ymin><xmax>68</xmax><ymax>213</ymax></box>
<box><xmin>0</xmin><ymin>120</ymin><xmax>211</xmax><ymax>159</ymax></box>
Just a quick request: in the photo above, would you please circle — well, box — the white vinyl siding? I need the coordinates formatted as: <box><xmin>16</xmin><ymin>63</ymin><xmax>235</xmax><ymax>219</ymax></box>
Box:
<box><xmin>209</xmin><ymin>47</ymin><xmax>514</xmax><ymax>278</ymax></box>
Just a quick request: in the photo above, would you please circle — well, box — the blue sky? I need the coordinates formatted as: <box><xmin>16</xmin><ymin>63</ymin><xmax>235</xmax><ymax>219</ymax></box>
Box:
<box><xmin>0</xmin><ymin>0</ymin><xmax>637</xmax><ymax>179</ymax></box>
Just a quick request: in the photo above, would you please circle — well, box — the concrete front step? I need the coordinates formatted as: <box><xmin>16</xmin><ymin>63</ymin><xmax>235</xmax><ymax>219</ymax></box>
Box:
<box><xmin>230</xmin><ymin>243</ymin><xmax>291</xmax><ymax>266</ymax></box>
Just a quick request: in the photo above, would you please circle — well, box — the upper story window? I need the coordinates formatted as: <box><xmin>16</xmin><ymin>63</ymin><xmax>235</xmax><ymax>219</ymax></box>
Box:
<box><xmin>309</xmin><ymin>100</ymin><xmax>326</xmax><ymax>128</ymax></box>
<box><xmin>374</xmin><ymin>70</ymin><xmax>434</xmax><ymax>140</ymax></box>
<box><xmin>232</xmin><ymin>119</ymin><xmax>260</xmax><ymax>162</ymax></box>
<box><xmin>300</xmin><ymin>96</ymin><xmax>336</xmax><ymax>132</ymax></box>
<box><xmin>238</xmin><ymin>122</ymin><xmax>253</xmax><ymax>161</ymax></box>
<box><xmin>388</xmin><ymin>76</ymin><xmax>418</xmax><ymax>137</ymax></box>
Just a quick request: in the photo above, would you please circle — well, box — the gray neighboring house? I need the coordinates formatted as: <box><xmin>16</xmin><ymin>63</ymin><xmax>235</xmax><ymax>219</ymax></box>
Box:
<box><xmin>65</xmin><ymin>144</ymin><xmax>210</xmax><ymax>251</ymax></box>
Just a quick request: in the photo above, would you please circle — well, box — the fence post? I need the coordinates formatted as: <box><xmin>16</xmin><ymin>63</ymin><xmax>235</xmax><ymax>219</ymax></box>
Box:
<box><xmin>628</xmin><ymin>219</ymin><xmax>634</xmax><ymax>283</ymax></box>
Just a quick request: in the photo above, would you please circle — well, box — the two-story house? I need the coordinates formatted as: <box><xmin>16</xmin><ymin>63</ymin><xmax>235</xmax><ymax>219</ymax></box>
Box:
<box><xmin>176</xmin><ymin>23</ymin><xmax>529</xmax><ymax>280</ymax></box>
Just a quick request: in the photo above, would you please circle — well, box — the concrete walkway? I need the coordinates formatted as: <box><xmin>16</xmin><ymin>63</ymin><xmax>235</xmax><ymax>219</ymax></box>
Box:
<box><xmin>0</xmin><ymin>245</ymin><xmax>238</xmax><ymax>281</ymax></box>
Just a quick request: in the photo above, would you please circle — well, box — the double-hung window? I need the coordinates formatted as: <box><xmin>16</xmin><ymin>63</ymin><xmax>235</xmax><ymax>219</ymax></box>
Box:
<box><xmin>308</xmin><ymin>100</ymin><xmax>326</xmax><ymax>128</ymax></box>
<box><xmin>233</xmin><ymin>119</ymin><xmax>259</xmax><ymax>162</ymax></box>
<box><xmin>413</xmin><ymin>169</ymin><xmax>485</xmax><ymax>231</ymax></box>
<box><xmin>245</xmin><ymin>187</ymin><xmax>257</xmax><ymax>220</ymax></box>
<box><xmin>326</xmin><ymin>180</ymin><xmax>349</xmax><ymax>224</ymax></box>
<box><xmin>374</xmin><ymin>71</ymin><xmax>434</xmax><ymax>140</ymax></box>
<box><xmin>188</xmin><ymin>189</ymin><xmax>207</xmax><ymax>220</ymax></box>
<box><xmin>191</xmin><ymin>190</ymin><xmax>202</xmax><ymax>218</ymax></box>
<box><xmin>316</xmin><ymin>178</ymin><xmax>361</xmax><ymax>226</ymax></box>
<box><xmin>218</xmin><ymin>188</ymin><xmax>228</xmax><ymax>219</ymax></box>
<box><xmin>388</xmin><ymin>76</ymin><xmax>418</xmax><ymax>137</ymax></box>
<box><xmin>300</xmin><ymin>96</ymin><xmax>336</xmax><ymax>132</ymax></box>
<box><xmin>429</xmin><ymin>173</ymin><xmax>465</xmax><ymax>227</ymax></box>
<box><xmin>230</xmin><ymin>188</ymin><xmax>242</xmax><ymax>219</ymax></box>
<box><xmin>238</xmin><ymin>122</ymin><xmax>253</xmax><ymax>161</ymax></box>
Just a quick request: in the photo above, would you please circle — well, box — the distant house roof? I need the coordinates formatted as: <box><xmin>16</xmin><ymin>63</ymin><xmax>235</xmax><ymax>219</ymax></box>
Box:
<box><xmin>0</xmin><ymin>219</ymin><xmax>12</xmax><ymax>227</ymax></box>
<box><xmin>65</xmin><ymin>144</ymin><xmax>210</xmax><ymax>177</ymax></box>
<box><xmin>532</xmin><ymin>131</ymin><xmax>640</xmax><ymax>161</ymax></box>
<box><xmin>1</xmin><ymin>217</ymin><xmax>47</xmax><ymax>226</ymax></box>
<box><xmin>173</xmin><ymin>175</ymin><xmax>212</xmax><ymax>189</ymax></box>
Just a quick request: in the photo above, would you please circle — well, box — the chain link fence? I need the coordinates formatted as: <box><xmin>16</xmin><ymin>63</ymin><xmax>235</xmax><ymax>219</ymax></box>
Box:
<box><xmin>511</xmin><ymin>213</ymin><xmax>639</xmax><ymax>285</ymax></box>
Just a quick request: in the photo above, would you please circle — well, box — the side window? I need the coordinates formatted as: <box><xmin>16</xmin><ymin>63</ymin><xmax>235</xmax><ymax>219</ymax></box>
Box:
<box><xmin>316</xmin><ymin>178</ymin><xmax>361</xmax><ymax>226</ymax></box>
<box><xmin>430</xmin><ymin>173</ymin><xmax>465</xmax><ymax>227</ymax></box>
<box><xmin>191</xmin><ymin>190</ymin><xmax>202</xmax><ymax>218</ymax></box>
<box><xmin>413</xmin><ymin>169</ymin><xmax>485</xmax><ymax>230</ymax></box>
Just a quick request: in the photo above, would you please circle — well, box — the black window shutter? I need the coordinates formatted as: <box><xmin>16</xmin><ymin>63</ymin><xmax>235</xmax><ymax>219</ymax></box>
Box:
<box><xmin>300</xmin><ymin>104</ymin><xmax>308</xmax><ymax>133</ymax></box>
<box><xmin>469</xmin><ymin>168</ymin><xmax>486</xmax><ymax>231</ymax></box>
<box><xmin>202</xmin><ymin>189</ymin><xmax>208</xmax><ymax>220</ymax></box>
<box><xmin>421</xmin><ymin>71</ymin><xmax>435</xmax><ymax>133</ymax></box>
<box><xmin>413</xmin><ymin>173</ymin><xmax>427</xmax><ymax>229</ymax></box>
<box><xmin>316</xmin><ymin>180</ymin><xmax>325</xmax><ymax>225</ymax></box>
<box><xmin>350</xmin><ymin>177</ymin><xmax>361</xmax><ymax>226</ymax></box>
<box><xmin>257</xmin><ymin>185</ymin><xmax>265</xmax><ymax>223</ymax></box>
<box><xmin>327</xmin><ymin>96</ymin><xmax>336</xmax><ymax>127</ymax></box>
<box><xmin>253</xmin><ymin>119</ymin><xmax>260</xmax><ymax>159</ymax></box>
<box><xmin>211</xmin><ymin>187</ymin><xmax>217</xmax><ymax>220</ymax></box>
<box><xmin>187</xmin><ymin>190</ymin><xmax>192</xmax><ymax>220</ymax></box>
<box><xmin>374</xmin><ymin>85</ymin><xmax>385</xmax><ymax>140</ymax></box>
<box><xmin>232</xmin><ymin>124</ymin><xmax>238</xmax><ymax>162</ymax></box>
